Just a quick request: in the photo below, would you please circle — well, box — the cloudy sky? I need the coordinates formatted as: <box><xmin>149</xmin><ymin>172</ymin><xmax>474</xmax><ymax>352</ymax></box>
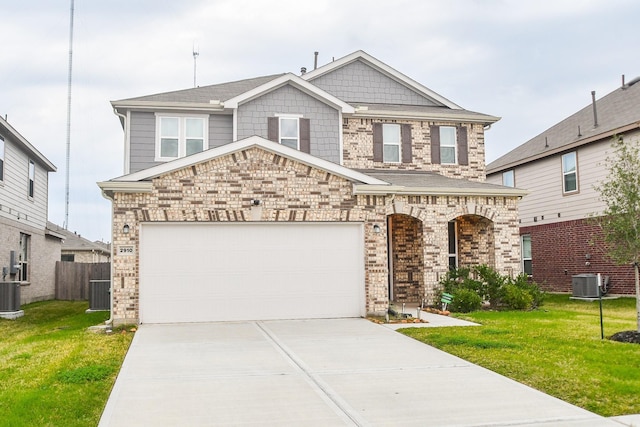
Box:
<box><xmin>3</xmin><ymin>0</ymin><xmax>640</xmax><ymax>242</ymax></box>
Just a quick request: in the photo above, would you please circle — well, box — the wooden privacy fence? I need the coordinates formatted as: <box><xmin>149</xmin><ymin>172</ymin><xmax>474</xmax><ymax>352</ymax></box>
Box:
<box><xmin>55</xmin><ymin>262</ymin><xmax>111</xmax><ymax>301</ymax></box>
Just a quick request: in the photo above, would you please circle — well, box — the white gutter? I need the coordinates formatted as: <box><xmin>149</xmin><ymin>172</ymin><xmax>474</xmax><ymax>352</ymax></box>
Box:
<box><xmin>110</xmin><ymin>100</ymin><xmax>226</xmax><ymax>113</ymax></box>
<box><xmin>112</xmin><ymin>108</ymin><xmax>129</xmax><ymax>175</ymax></box>
<box><xmin>351</xmin><ymin>109</ymin><xmax>500</xmax><ymax>124</ymax></box>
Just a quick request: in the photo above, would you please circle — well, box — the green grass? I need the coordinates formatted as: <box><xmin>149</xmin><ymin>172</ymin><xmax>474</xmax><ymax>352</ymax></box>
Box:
<box><xmin>400</xmin><ymin>294</ymin><xmax>640</xmax><ymax>417</ymax></box>
<box><xmin>0</xmin><ymin>301</ymin><xmax>133</xmax><ymax>427</ymax></box>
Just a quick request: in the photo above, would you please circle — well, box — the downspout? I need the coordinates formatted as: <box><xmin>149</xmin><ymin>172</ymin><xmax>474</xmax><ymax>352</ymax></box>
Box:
<box><xmin>113</xmin><ymin>108</ymin><xmax>130</xmax><ymax>174</ymax></box>
<box><xmin>100</xmin><ymin>188</ymin><xmax>115</xmax><ymax>327</ymax></box>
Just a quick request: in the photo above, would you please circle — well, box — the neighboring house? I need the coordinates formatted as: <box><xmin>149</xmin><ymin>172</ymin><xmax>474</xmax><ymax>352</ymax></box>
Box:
<box><xmin>486</xmin><ymin>77</ymin><xmax>640</xmax><ymax>295</ymax></box>
<box><xmin>0</xmin><ymin>116</ymin><xmax>61</xmax><ymax>304</ymax></box>
<box><xmin>47</xmin><ymin>222</ymin><xmax>111</xmax><ymax>263</ymax></box>
<box><xmin>99</xmin><ymin>50</ymin><xmax>526</xmax><ymax>325</ymax></box>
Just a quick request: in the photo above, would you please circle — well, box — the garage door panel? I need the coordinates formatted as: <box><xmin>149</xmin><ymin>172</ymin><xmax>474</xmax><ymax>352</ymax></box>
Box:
<box><xmin>139</xmin><ymin>223</ymin><xmax>364</xmax><ymax>323</ymax></box>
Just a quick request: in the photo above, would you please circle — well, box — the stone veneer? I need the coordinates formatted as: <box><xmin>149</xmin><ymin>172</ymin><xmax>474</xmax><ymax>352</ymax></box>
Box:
<box><xmin>109</xmin><ymin>146</ymin><xmax>521</xmax><ymax>325</ymax></box>
<box><xmin>342</xmin><ymin>118</ymin><xmax>486</xmax><ymax>181</ymax></box>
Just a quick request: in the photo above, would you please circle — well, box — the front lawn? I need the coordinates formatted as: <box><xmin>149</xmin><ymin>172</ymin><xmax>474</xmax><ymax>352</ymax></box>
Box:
<box><xmin>401</xmin><ymin>294</ymin><xmax>640</xmax><ymax>417</ymax></box>
<box><xmin>0</xmin><ymin>301</ymin><xmax>133</xmax><ymax>426</ymax></box>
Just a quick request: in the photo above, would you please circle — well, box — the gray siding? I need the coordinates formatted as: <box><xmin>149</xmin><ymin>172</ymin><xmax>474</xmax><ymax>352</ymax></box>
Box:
<box><xmin>0</xmin><ymin>135</ymin><xmax>49</xmax><ymax>230</ymax></box>
<box><xmin>236</xmin><ymin>84</ymin><xmax>341</xmax><ymax>163</ymax></box>
<box><xmin>209</xmin><ymin>115</ymin><xmax>233</xmax><ymax>149</ymax></box>
<box><xmin>309</xmin><ymin>60</ymin><xmax>438</xmax><ymax>106</ymax></box>
<box><xmin>128</xmin><ymin>111</ymin><xmax>233</xmax><ymax>173</ymax></box>
<box><xmin>129</xmin><ymin>111</ymin><xmax>158</xmax><ymax>173</ymax></box>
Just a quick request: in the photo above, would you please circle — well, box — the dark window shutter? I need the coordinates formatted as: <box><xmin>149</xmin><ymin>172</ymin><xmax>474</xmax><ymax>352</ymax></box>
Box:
<box><xmin>401</xmin><ymin>124</ymin><xmax>412</xmax><ymax>163</ymax></box>
<box><xmin>457</xmin><ymin>125</ymin><xmax>468</xmax><ymax>166</ymax></box>
<box><xmin>267</xmin><ymin>117</ymin><xmax>279</xmax><ymax>142</ymax></box>
<box><xmin>430</xmin><ymin>125</ymin><xmax>441</xmax><ymax>164</ymax></box>
<box><xmin>299</xmin><ymin>118</ymin><xmax>310</xmax><ymax>153</ymax></box>
<box><xmin>372</xmin><ymin>123</ymin><xmax>383</xmax><ymax>162</ymax></box>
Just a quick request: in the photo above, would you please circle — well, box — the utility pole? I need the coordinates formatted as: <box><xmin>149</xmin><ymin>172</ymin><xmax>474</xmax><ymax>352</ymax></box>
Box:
<box><xmin>64</xmin><ymin>0</ymin><xmax>75</xmax><ymax>229</ymax></box>
<box><xmin>193</xmin><ymin>44</ymin><xmax>199</xmax><ymax>87</ymax></box>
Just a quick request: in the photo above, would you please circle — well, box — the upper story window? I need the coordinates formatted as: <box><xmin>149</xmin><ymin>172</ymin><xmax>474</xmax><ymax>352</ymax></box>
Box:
<box><xmin>430</xmin><ymin>124</ymin><xmax>468</xmax><ymax>166</ymax></box>
<box><xmin>382</xmin><ymin>124</ymin><xmax>401</xmax><ymax>163</ymax></box>
<box><xmin>372</xmin><ymin>123</ymin><xmax>412</xmax><ymax>164</ymax></box>
<box><xmin>267</xmin><ymin>116</ymin><xmax>310</xmax><ymax>153</ymax></box>
<box><xmin>562</xmin><ymin>151</ymin><xmax>578</xmax><ymax>194</ymax></box>
<box><xmin>502</xmin><ymin>170</ymin><xmax>515</xmax><ymax>187</ymax></box>
<box><xmin>28</xmin><ymin>160</ymin><xmax>35</xmax><ymax>198</ymax></box>
<box><xmin>279</xmin><ymin>117</ymin><xmax>299</xmax><ymax>149</ymax></box>
<box><xmin>439</xmin><ymin>126</ymin><xmax>457</xmax><ymax>164</ymax></box>
<box><xmin>155</xmin><ymin>114</ymin><xmax>208</xmax><ymax>161</ymax></box>
<box><xmin>0</xmin><ymin>136</ymin><xmax>4</xmax><ymax>181</ymax></box>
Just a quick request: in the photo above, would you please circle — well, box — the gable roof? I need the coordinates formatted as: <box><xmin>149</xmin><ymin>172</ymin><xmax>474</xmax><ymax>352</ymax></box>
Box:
<box><xmin>487</xmin><ymin>77</ymin><xmax>640</xmax><ymax>174</ymax></box>
<box><xmin>98</xmin><ymin>136</ymin><xmax>389</xmax><ymax>198</ymax></box>
<box><xmin>302</xmin><ymin>50</ymin><xmax>463</xmax><ymax>110</ymax></box>
<box><xmin>0</xmin><ymin>116</ymin><xmax>56</xmax><ymax>172</ymax></box>
<box><xmin>47</xmin><ymin>222</ymin><xmax>111</xmax><ymax>254</ymax></box>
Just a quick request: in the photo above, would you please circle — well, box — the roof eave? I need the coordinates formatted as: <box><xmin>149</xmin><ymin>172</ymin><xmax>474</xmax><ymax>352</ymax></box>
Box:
<box><xmin>111</xmin><ymin>100</ymin><xmax>227</xmax><ymax>113</ymax></box>
<box><xmin>353</xmin><ymin>184</ymin><xmax>528</xmax><ymax>197</ymax></box>
<box><xmin>350</xmin><ymin>108</ymin><xmax>500</xmax><ymax>124</ymax></box>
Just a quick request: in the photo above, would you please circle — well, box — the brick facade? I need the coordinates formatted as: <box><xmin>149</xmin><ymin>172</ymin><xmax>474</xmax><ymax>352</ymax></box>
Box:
<box><xmin>342</xmin><ymin>118</ymin><xmax>486</xmax><ymax>181</ymax></box>
<box><xmin>521</xmin><ymin>219</ymin><xmax>636</xmax><ymax>295</ymax></box>
<box><xmin>108</xmin><ymin>145</ymin><xmax>521</xmax><ymax>324</ymax></box>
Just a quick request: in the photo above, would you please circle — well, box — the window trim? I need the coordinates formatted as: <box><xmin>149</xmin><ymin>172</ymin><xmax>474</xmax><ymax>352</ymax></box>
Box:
<box><xmin>561</xmin><ymin>151</ymin><xmax>579</xmax><ymax>194</ymax></box>
<box><xmin>19</xmin><ymin>233</ymin><xmax>30</xmax><ymax>282</ymax></box>
<box><xmin>277</xmin><ymin>116</ymin><xmax>300</xmax><ymax>150</ymax></box>
<box><xmin>502</xmin><ymin>170</ymin><xmax>515</xmax><ymax>187</ymax></box>
<box><xmin>154</xmin><ymin>113</ymin><xmax>209</xmax><ymax>161</ymax></box>
<box><xmin>521</xmin><ymin>234</ymin><xmax>532</xmax><ymax>276</ymax></box>
<box><xmin>0</xmin><ymin>135</ymin><xmax>4</xmax><ymax>182</ymax></box>
<box><xmin>28</xmin><ymin>159</ymin><xmax>35</xmax><ymax>198</ymax></box>
<box><xmin>440</xmin><ymin>126</ymin><xmax>457</xmax><ymax>165</ymax></box>
<box><xmin>382</xmin><ymin>123</ymin><xmax>402</xmax><ymax>163</ymax></box>
<box><xmin>448</xmin><ymin>220</ymin><xmax>458</xmax><ymax>270</ymax></box>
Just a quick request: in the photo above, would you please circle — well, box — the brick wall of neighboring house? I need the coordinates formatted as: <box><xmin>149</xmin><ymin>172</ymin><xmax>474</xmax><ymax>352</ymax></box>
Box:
<box><xmin>109</xmin><ymin>147</ymin><xmax>521</xmax><ymax>325</ymax></box>
<box><xmin>0</xmin><ymin>217</ymin><xmax>59</xmax><ymax>304</ymax></box>
<box><xmin>521</xmin><ymin>218</ymin><xmax>636</xmax><ymax>295</ymax></box>
<box><xmin>341</xmin><ymin>118</ymin><xmax>486</xmax><ymax>181</ymax></box>
<box><xmin>63</xmin><ymin>251</ymin><xmax>110</xmax><ymax>263</ymax></box>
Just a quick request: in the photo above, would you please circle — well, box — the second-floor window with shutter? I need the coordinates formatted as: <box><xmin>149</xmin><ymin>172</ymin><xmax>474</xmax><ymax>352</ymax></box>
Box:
<box><xmin>267</xmin><ymin>116</ymin><xmax>311</xmax><ymax>153</ymax></box>
<box><xmin>430</xmin><ymin>124</ymin><xmax>468</xmax><ymax>166</ymax></box>
<box><xmin>372</xmin><ymin>123</ymin><xmax>412</xmax><ymax>164</ymax></box>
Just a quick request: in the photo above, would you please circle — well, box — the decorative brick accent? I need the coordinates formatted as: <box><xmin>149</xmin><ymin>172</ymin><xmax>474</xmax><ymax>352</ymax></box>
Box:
<box><xmin>521</xmin><ymin>219</ymin><xmax>636</xmax><ymax>294</ymax></box>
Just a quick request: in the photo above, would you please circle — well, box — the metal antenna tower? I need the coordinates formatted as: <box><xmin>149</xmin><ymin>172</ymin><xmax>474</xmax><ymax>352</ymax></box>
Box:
<box><xmin>64</xmin><ymin>0</ymin><xmax>75</xmax><ymax>229</ymax></box>
<box><xmin>193</xmin><ymin>44</ymin><xmax>199</xmax><ymax>87</ymax></box>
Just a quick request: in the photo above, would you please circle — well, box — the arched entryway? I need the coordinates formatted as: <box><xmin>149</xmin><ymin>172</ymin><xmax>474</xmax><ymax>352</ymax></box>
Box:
<box><xmin>387</xmin><ymin>214</ymin><xmax>424</xmax><ymax>303</ymax></box>
<box><xmin>451</xmin><ymin>214</ymin><xmax>496</xmax><ymax>269</ymax></box>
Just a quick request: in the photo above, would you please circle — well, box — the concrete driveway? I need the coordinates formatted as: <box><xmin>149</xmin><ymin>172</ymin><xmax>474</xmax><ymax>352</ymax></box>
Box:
<box><xmin>99</xmin><ymin>318</ymin><xmax>617</xmax><ymax>426</ymax></box>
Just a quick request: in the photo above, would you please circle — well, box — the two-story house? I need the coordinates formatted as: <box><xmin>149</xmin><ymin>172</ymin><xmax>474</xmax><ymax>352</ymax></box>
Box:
<box><xmin>99</xmin><ymin>50</ymin><xmax>526</xmax><ymax>325</ymax></box>
<box><xmin>0</xmin><ymin>116</ymin><xmax>61</xmax><ymax>307</ymax></box>
<box><xmin>486</xmin><ymin>77</ymin><xmax>640</xmax><ymax>295</ymax></box>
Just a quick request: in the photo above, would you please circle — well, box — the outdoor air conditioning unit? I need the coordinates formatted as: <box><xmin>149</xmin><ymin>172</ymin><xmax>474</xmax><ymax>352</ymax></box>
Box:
<box><xmin>571</xmin><ymin>274</ymin><xmax>599</xmax><ymax>298</ymax></box>
<box><xmin>0</xmin><ymin>281</ymin><xmax>21</xmax><ymax>312</ymax></box>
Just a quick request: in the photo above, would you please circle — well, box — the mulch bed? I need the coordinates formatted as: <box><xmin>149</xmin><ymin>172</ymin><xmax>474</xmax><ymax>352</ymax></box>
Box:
<box><xmin>609</xmin><ymin>330</ymin><xmax>640</xmax><ymax>344</ymax></box>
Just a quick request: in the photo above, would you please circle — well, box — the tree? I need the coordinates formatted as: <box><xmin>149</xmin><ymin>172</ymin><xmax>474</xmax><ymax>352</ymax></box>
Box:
<box><xmin>594</xmin><ymin>136</ymin><xmax>640</xmax><ymax>332</ymax></box>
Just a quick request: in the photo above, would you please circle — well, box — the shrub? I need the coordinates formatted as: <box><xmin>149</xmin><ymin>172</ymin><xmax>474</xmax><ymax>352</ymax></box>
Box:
<box><xmin>474</xmin><ymin>264</ymin><xmax>506</xmax><ymax>308</ymax></box>
<box><xmin>501</xmin><ymin>283</ymin><xmax>534</xmax><ymax>310</ymax></box>
<box><xmin>450</xmin><ymin>288</ymin><xmax>483</xmax><ymax>313</ymax></box>
<box><xmin>511</xmin><ymin>273</ymin><xmax>546</xmax><ymax>308</ymax></box>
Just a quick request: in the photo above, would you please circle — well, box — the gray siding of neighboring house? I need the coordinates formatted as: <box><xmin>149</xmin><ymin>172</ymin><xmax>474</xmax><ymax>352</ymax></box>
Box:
<box><xmin>0</xmin><ymin>135</ymin><xmax>49</xmax><ymax>230</ymax></box>
<box><xmin>309</xmin><ymin>59</ymin><xmax>438</xmax><ymax>106</ymax></box>
<box><xmin>236</xmin><ymin>84</ymin><xmax>340</xmax><ymax>163</ymax></box>
<box><xmin>128</xmin><ymin>112</ymin><xmax>233</xmax><ymax>173</ymax></box>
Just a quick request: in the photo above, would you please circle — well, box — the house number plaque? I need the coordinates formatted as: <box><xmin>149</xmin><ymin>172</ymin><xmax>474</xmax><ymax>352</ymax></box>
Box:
<box><xmin>118</xmin><ymin>246</ymin><xmax>135</xmax><ymax>256</ymax></box>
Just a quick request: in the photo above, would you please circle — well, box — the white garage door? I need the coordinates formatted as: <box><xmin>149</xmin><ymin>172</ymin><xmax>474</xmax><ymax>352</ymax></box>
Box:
<box><xmin>139</xmin><ymin>222</ymin><xmax>365</xmax><ymax>323</ymax></box>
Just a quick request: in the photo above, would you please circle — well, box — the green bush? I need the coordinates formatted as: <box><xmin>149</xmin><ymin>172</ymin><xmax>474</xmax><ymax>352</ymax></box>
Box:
<box><xmin>501</xmin><ymin>283</ymin><xmax>533</xmax><ymax>310</ymax></box>
<box><xmin>474</xmin><ymin>264</ymin><xmax>506</xmax><ymax>308</ymax></box>
<box><xmin>510</xmin><ymin>273</ymin><xmax>546</xmax><ymax>308</ymax></box>
<box><xmin>450</xmin><ymin>288</ymin><xmax>483</xmax><ymax>313</ymax></box>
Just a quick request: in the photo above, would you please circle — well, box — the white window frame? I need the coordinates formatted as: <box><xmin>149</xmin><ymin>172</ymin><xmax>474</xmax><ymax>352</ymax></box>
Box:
<box><xmin>521</xmin><ymin>234</ymin><xmax>532</xmax><ymax>276</ymax></box>
<box><xmin>382</xmin><ymin>123</ymin><xmax>401</xmax><ymax>163</ymax></box>
<box><xmin>278</xmin><ymin>116</ymin><xmax>300</xmax><ymax>150</ymax></box>
<box><xmin>28</xmin><ymin>159</ymin><xmax>35</xmax><ymax>198</ymax></box>
<box><xmin>502</xmin><ymin>170</ymin><xmax>515</xmax><ymax>187</ymax></box>
<box><xmin>155</xmin><ymin>114</ymin><xmax>209</xmax><ymax>161</ymax></box>
<box><xmin>0</xmin><ymin>135</ymin><xmax>4</xmax><ymax>182</ymax></box>
<box><xmin>448</xmin><ymin>220</ymin><xmax>458</xmax><ymax>270</ymax></box>
<box><xmin>562</xmin><ymin>151</ymin><xmax>578</xmax><ymax>194</ymax></box>
<box><xmin>19</xmin><ymin>233</ymin><xmax>30</xmax><ymax>282</ymax></box>
<box><xmin>440</xmin><ymin>126</ymin><xmax>457</xmax><ymax>164</ymax></box>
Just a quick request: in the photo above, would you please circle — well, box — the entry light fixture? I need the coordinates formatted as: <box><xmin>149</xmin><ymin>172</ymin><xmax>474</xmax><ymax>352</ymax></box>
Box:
<box><xmin>123</xmin><ymin>224</ymin><xmax>130</xmax><ymax>234</ymax></box>
<box><xmin>373</xmin><ymin>224</ymin><xmax>381</xmax><ymax>234</ymax></box>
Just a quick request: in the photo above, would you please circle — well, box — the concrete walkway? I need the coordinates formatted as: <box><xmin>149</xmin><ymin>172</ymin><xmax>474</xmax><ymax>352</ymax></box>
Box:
<box><xmin>99</xmin><ymin>318</ymin><xmax>623</xmax><ymax>426</ymax></box>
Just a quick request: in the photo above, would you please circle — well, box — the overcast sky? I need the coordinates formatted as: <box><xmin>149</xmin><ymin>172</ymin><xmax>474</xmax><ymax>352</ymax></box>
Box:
<box><xmin>3</xmin><ymin>0</ymin><xmax>640</xmax><ymax>242</ymax></box>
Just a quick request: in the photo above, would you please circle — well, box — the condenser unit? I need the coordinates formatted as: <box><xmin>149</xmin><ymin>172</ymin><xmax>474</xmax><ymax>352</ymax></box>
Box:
<box><xmin>571</xmin><ymin>274</ymin><xmax>599</xmax><ymax>298</ymax></box>
<box><xmin>0</xmin><ymin>282</ymin><xmax>21</xmax><ymax>312</ymax></box>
